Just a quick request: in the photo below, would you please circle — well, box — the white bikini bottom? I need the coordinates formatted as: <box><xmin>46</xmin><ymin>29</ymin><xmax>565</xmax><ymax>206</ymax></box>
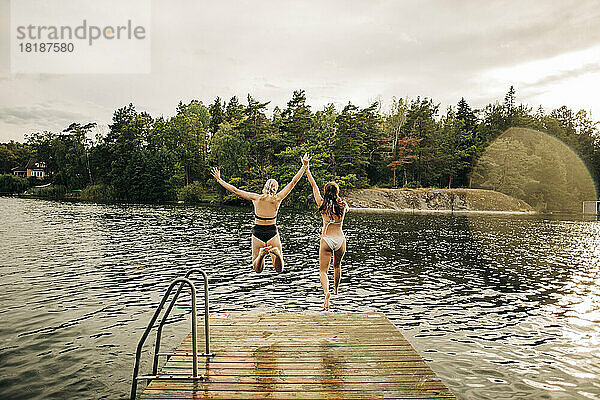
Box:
<box><xmin>322</xmin><ymin>235</ymin><xmax>345</xmax><ymax>251</ymax></box>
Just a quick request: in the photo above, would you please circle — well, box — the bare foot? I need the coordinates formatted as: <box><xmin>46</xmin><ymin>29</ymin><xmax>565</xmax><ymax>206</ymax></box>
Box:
<box><xmin>324</xmin><ymin>292</ymin><xmax>331</xmax><ymax>310</ymax></box>
<box><xmin>252</xmin><ymin>245</ymin><xmax>272</xmax><ymax>273</ymax></box>
<box><xmin>269</xmin><ymin>247</ymin><xmax>284</xmax><ymax>273</ymax></box>
<box><xmin>269</xmin><ymin>246</ymin><xmax>282</xmax><ymax>258</ymax></box>
<box><xmin>259</xmin><ymin>245</ymin><xmax>272</xmax><ymax>257</ymax></box>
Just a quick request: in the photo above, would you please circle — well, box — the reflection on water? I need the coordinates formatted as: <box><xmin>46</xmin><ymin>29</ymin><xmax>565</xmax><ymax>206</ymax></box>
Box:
<box><xmin>0</xmin><ymin>197</ymin><xmax>599</xmax><ymax>399</ymax></box>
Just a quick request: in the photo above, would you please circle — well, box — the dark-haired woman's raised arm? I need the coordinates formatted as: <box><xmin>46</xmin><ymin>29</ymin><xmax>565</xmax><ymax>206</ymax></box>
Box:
<box><xmin>306</xmin><ymin>166</ymin><xmax>323</xmax><ymax>206</ymax></box>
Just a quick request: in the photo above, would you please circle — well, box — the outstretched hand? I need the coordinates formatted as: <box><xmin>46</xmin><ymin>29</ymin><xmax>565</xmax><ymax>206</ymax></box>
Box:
<box><xmin>301</xmin><ymin>153</ymin><xmax>311</xmax><ymax>167</ymax></box>
<box><xmin>210</xmin><ymin>167</ymin><xmax>221</xmax><ymax>181</ymax></box>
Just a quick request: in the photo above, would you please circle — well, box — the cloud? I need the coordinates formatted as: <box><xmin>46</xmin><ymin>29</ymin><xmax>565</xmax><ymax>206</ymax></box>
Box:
<box><xmin>471</xmin><ymin>43</ymin><xmax>600</xmax><ymax>110</ymax></box>
<box><xmin>1</xmin><ymin>0</ymin><xmax>600</xmax><ymax>141</ymax></box>
<box><xmin>522</xmin><ymin>64</ymin><xmax>600</xmax><ymax>90</ymax></box>
<box><xmin>0</xmin><ymin>104</ymin><xmax>92</xmax><ymax>132</ymax></box>
<box><xmin>479</xmin><ymin>44</ymin><xmax>600</xmax><ymax>84</ymax></box>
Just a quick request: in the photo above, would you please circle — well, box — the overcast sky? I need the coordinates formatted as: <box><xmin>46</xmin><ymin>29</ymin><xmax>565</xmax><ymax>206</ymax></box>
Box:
<box><xmin>1</xmin><ymin>0</ymin><xmax>599</xmax><ymax>142</ymax></box>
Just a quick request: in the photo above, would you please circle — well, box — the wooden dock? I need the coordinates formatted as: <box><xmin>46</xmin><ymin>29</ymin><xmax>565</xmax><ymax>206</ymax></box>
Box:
<box><xmin>140</xmin><ymin>312</ymin><xmax>455</xmax><ymax>399</ymax></box>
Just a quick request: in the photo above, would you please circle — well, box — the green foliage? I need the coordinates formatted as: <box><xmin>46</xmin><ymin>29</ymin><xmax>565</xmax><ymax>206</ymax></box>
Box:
<box><xmin>79</xmin><ymin>184</ymin><xmax>116</xmax><ymax>201</ymax></box>
<box><xmin>269</xmin><ymin>145</ymin><xmax>314</xmax><ymax>208</ymax></box>
<box><xmin>178</xmin><ymin>181</ymin><xmax>219</xmax><ymax>204</ymax></box>
<box><xmin>0</xmin><ymin>142</ymin><xmax>34</xmax><ymax>174</ymax></box>
<box><xmin>405</xmin><ymin>181</ymin><xmax>422</xmax><ymax>188</ymax></box>
<box><xmin>26</xmin><ymin>123</ymin><xmax>94</xmax><ymax>190</ymax></box>
<box><xmin>0</xmin><ymin>174</ymin><xmax>29</xmax><ymax>193</ymax></box>
<box><xmin>225</xmin><ymin>96</ymin><xmax>245</xmax><ymax>123</ymax></box>
<box><xmin>433</xmin><ymin>116</ymin><xmax>476</xmax><ymax>188</ymax></box>
<box><xmin>280</xmin><ymin>90</ymin><xmax>313</xmax><ymax>147</ymax></box>
<box><xmin>220</xmin><ymin>177</ymin><xmax>251</xmax><ymax>205</ymax></box>
<box><xmin>401</xmin><ymin>97</ymin><xmax>440</xmax><ymax>186</ymax></box>
<box><xmin>383</xmin><ymin>98</ymin><xmax>408</xmax><ymax>187</ymax></box>
<box><xmin>169</xmin><ymin>100</ymin><xmax>210</xmax><ymax>185</ymax></box>
<box><xmin>210</xmin><ymin>122</ymin><xmax>251</xmax><ymax>180</ymax></box>
<box><xmin>100</xmin><ymin>104</ymin><xmax>186</xmax><ymax>202</ymax></box>
<box><xmin>332</xmin><ymin>103</ymin><xmax>369</xmax><ymax>186</ymax></box>
<box><xmin>27</xmin><ymin>185</ymin><xmax>67</xmax><ymax>198</ymax></box>
<box><xmin>208</xmin><ymin>97</ymin><xmax>226</xmax><ymax>135</ymax></box>
<box><xmin>7</xmin><ymin>86</ymin><xmax>599</xmax><ymax>209</ymax></box>
<box><xmin>336</xmin><ymin>174</ymin><xmax>359</xmax><ymax>190</ymax></box>
<box><xmin>27</xmin><ymin>176</ymin><xmax>40</xmax><ymax>187</ymax></box>
<box><xmin>456</xmin><ymin>98</ymin><xmax>476</xmax><ymax>131</ymax></box>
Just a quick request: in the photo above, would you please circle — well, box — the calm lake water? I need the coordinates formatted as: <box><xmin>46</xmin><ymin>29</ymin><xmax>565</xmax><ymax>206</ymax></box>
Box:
<box><xmin>0</xmin><ymin>196</ymin><xmax>599</xmax><ymax>399</ymax></box>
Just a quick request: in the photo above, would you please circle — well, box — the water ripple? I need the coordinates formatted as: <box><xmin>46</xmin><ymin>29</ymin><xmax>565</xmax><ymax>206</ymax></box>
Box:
<box><xmin>0</xmin><ymin>197</ymin><xmax>599</xmax><ymax>399</ymax></box>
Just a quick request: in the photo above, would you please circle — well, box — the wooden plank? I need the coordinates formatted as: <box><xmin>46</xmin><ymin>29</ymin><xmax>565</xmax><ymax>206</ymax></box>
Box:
<box><xmin>145</xmin><ymin>381</ymin><xmax>449</xmax><ymax>390</ymax></box>
<box><xmin>201</xmin><ymin>312</ymin><xmax>387</xmax><ymax>320</ymax></box>
<box><xmin>158</xmin><ymin>367</ymin><xmax>437</xmax><ymax>376</ymax></box>
<box><xmin>140</xmin><ymin>390</ymin><xmax>454</xmax><ymax>400</ymax></box>
<box><xmin>140</xmin><ymin>390</ymin><xmax>455</xmax><ymax>400</ymax></box>
<box><xmin>193</xmin><ymin>325</ymin><xmax>405</xmax><ymax>333</ymax></box>
<box><xmin>187</xmin><ymin>336</ymin><xmax>411</xmax><ymax>345</ymax></box>
<box><xmin>149</xmin><ymin>376</ymin><xmax>447</xmax><ymax>386</ymax></box>
<box><xmin>186</xmin><ymin>337</ymin><xmax>411</xmax><ymax>344</ymax></box>
<box><xmin>174</xmin><ymin>348</ymin><xmax>416</xmax><ymax>355</ymax></box>
<box><xmin>179</xmin><ymin>343</ymin><xmax>414</xmax><ymax>349</ymax></box>
<box><xmin>166</xmin><ymin>356</ymin><xmax>426</xmax><ymax>364</ymax></box>
<box><xmin>190</xmin><ymin>330</ymin><xmax>408</xmax><ymax>336</ymax></box>
<box><xmin>202</xmin><ymin>319</ymin><xmax>394</xmax><ymax>325</ymax></box>
<box><xmin>140</xmin><ymin>312</ymin><xmax>455</xmax><ymax>400</ymax></box>
<box><xmin>161</xmin><ymin>361</ymin><xmax>441</xmax><ymax>371</ymax></box>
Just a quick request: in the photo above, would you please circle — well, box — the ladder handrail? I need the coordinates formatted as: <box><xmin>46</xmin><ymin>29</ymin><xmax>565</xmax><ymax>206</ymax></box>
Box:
<box><xmin>130</xmin><ymin>277</ymin><xmax>198</xmax><ymax>400</ymax></box>
<box><xmin>152</xmin><ymin>269</ymin><xmax>212</xmax><ymax>376</ymax></box>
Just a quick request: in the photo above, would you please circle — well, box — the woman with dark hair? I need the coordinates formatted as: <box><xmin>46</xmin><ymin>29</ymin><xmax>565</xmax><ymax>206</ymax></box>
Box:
<box><xmin>306</xmin><ymin>161</ymin><xmax>348</xmax><ymax>310</ymax></box>
<box><xmin>210</xmin><ymin>153</ymin><xmax>309</xmax><ymax>274</ymax></box>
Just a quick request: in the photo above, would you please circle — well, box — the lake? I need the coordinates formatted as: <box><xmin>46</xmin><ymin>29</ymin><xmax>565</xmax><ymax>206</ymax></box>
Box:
<box><xmin>0</xmin><ymin>196</ymin><xmax>599</xmax><ymax>399</ymax></box>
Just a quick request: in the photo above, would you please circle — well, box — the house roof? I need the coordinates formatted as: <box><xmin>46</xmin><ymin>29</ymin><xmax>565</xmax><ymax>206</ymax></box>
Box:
<box><xmin>25</xmin><ymin>158</ymin><xmax>45</xmax><ymax>170</ymax></box>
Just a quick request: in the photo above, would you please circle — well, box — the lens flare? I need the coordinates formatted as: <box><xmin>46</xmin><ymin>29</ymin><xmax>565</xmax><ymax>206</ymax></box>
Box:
<box><xmin>471</xmin><ymin>127</ymin><xmax>597</xmax><ymax>213</ymax></box>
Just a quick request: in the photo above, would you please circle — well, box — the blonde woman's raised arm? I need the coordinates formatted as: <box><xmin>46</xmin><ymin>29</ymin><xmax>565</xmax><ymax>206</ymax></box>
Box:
<box><xmin>211</xmin><ymin>167</ymin><xmax>259</xmax><ymax>201</ymax></box>
<box><xmin>277</xmin><ymin>153</ymin><xmax>309</xmax><ymax>200</ymax></box>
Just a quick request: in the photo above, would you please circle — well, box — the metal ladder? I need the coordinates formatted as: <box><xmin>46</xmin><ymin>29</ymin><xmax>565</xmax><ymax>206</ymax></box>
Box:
<box><xmin>130</xmin><ymin>269</ymin><xmax>215</xmax><ymax>400</ymax></box>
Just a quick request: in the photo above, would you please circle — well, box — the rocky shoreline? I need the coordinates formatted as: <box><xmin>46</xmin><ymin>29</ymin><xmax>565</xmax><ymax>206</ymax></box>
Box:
<box><xmin>345</xmin><ymin>188</ymin><xmax>536</xmax><ymax>215</ymax></box>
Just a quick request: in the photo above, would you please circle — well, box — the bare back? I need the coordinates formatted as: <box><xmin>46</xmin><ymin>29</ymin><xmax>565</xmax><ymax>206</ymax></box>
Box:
<box><xmin>253</xmin><ymin>195</ymin><xmax>282</xmax><ymax>225</ymax></box>
<box><xmin>320</xmin><ymin>201</ymin><xmax>347</xmax><ymax>237</ymax></box>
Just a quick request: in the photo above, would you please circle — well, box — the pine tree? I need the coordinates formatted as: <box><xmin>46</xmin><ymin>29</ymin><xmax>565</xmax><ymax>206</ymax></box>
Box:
<box><xmin>280</xmin><ymin>90</ymin><xmax>313</xmax><ymax>147</ymax></box>
<box><xmin>208</xmin><ymin>97</ymin><xmax>225</xmax><ymax>135</ymax></box>
<box><xmin>456</xmin><ymin>98</ymin><xmax>476</xmax><ymax>132</ymax></box>
<box><xmin>225</xmin><ymin>96</ymin><xmax>245</xmax><ymax>123</ymax></box>
<box><xmin>403</xmin><ymin>97</ymin><xmax>439</xmax><ymax>185</ymax></box>
<box><xmin>504</xmin><ymin>85</ymin><xmax>517</xmax><ymax>125</ymax></box>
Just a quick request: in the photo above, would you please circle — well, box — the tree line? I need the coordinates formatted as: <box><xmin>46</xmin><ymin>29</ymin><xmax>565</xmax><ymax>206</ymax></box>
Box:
<box><xmin>1</xmin><ymin>86</ymin><xmax>598</xmax><ymax>207</ymax></box>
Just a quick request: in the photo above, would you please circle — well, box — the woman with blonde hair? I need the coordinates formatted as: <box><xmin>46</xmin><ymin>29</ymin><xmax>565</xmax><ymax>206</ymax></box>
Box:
<box><xmin>306</xmin><ymin>160</ymin><xmax>348</xmax><ymax>310</ymax></box>
<box><xmin>211</xmin><ymin>154</ymin><xmax>310</xmax><ymax>273</ymax></box>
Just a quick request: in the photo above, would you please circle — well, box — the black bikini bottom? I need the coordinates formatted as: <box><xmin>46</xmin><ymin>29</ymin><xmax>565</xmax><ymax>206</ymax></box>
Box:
<box><xmin>252</xmin><ymin>224</ymin><xmax>278</xmax><ymax>243</ymax></box>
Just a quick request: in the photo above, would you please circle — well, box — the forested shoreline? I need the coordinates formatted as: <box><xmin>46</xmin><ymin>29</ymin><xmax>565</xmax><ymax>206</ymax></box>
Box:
<box><xmin>1</xmin><ymin>87</ymin><xmax>598</xmax><ymax>210</ymax></box>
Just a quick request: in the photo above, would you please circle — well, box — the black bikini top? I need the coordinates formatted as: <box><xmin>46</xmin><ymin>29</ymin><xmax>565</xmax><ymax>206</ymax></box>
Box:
<box><xmin>255</xmin><ymin>213</ymin><xmax>276</xmax><ymax>220</ymax></box>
